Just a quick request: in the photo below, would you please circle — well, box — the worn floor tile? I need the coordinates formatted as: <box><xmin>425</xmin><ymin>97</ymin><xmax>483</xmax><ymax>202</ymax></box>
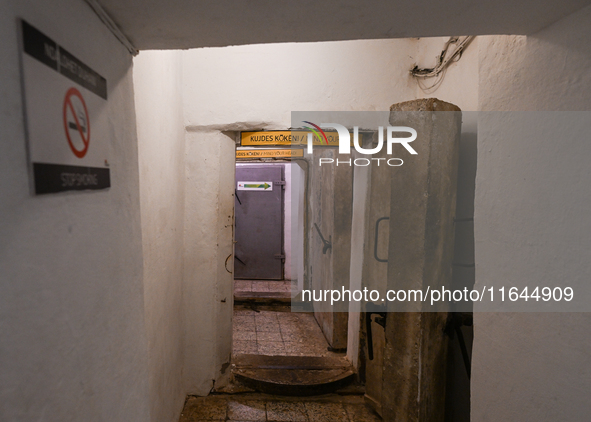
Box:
<box><xmin>256</xmin><ymin>321</ymin><xmax>281</xmax><ymax>332</ymax></box>
<box><xmin>257</xmin><ymin>331</ymin><xmax>283</xmax><ymax>342</ymax></box>
<box><xmin>234</xmin><ymin>331</ymin><xmax>256</xmax><ymax>341</ymax></box>
<box><xmin>234</xmin><ymin>316</ymin><xmax>256</xmax><ymax>331</ymax></box>
<box><xmin>181</xmin><ymin>396</ymin><xmax>227</xmax><ymax>421</ymax></box>
<box><xmin>232</xmin><ymin>309</ymin><xmax>339</xmax><ymax>357</ymax></box>
<box><xmin>266</xmin><ymin>401</ymin><xmax>308</xmax><ymax>422</ymax></box>
<box><xmin>284</xmin><ymin>341</ymin><xmax>314</xmax><ymax>356</ymax></box>
<box><xmin>235</xmin><ymin>280</ymin><xmax>252</xmax><ymax>292</ymax></box>
<box><xmin>280</xmin><ymin>329</ymin><xmax>316</xmax><ymax>342</ymax></box>
<box><xmin>276</xmin><ymin>322</ymin><xmax>299</xmax><ymax>332</ymax></box>
<box><xmin>179</xmin><ymin>394</ymin><xmax>380</xmax><ymax>422</ymax></box>
<box><xmin>235</xmin><ymin>315</ymin><xmax>256</xmax><ymax>324</ymax></box>
<box><xmin>304</xmin><ymin>401</ymin><xmax>349</xmax><ymax>422</ymax></box>
<box><xmin>276</xmin><ymin>312</ymin><xmax>301</xmax><ymax>322</ymax></box>
<box><xmin>234</xmin><ymin>309</ymin><xmax>256</xmax><ymax>317</ymax></box>
<box><xmin>255</xmin><ymin>316</ymin><xmax>279</xmax><ymax>327</ymax></box>
<box><xmin>298</xmin><ymin>318</ymin><xmax>322</xmax><ymax>330</ymax></box>
<box><xmin>233</xmin><ymin>340</ymin><xmax>257</xmax><ymax>354</ymax></box>
<box><xmin>257</xmin><ymin>341</ymin><xmax>286</xmax><ymax>355</ymax></box>
<box><xmin>343</xmin><ymin>403</ymin><xmax>382</xmax><ymax>422</ymax></box>
<box><xmin>227</xmin><ymin>399</ymin><xmax>266</xmax><ymax>421</ymax></box>
<box><xmin>283</xmin><ymin>343</ymin><xmax>305</xmax><ymax>356</ymax></box>
<box><xmin>256</xmin><ymin>311</ymin><xmax>279</xmax><ymax>320</ymax></box>
<box><xmin>251</xmin><ymin>281</ymin><xmax>270</xmax><ymax>292</ymax></box>
<box><xmin>268</xmin><ymin>281</ymin><xmax>290</xmax><ymax>292</ymax></box>
<box><xmin>298</xmin><ymin>313</ymin><xmax>317</xmax><ymax>322</ymax></box>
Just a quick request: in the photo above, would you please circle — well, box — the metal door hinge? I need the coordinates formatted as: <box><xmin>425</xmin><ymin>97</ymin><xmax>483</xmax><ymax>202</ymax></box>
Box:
<box><xmin>274</xmin><ymin>254</ymin><xmax>286</xmax><ymax>259</ymax></box>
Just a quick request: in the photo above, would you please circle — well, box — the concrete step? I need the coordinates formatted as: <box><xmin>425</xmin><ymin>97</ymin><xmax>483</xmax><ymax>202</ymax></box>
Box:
<box><xmin>234</xmin><ymin>290</ymin><xmax>291</xmax><ymax>304</ymax></box>
<box><xmin>232</xmin><ymin>354</ymin><xmax>356</xmax><ymax>396</ymax></box>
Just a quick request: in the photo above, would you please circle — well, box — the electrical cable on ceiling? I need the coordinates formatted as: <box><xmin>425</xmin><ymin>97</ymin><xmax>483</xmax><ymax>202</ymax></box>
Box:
<box><xmin>410</xmin><ymin>36</ymin><xmax>475</xmax><ymax>93</ymax></box>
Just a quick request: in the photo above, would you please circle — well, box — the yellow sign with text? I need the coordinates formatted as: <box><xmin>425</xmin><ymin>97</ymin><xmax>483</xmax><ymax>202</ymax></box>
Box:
<box><xmin>236</xmin><ymin>149</ymin><xmax>304</xmax><ymax>159</ymax></box>
<box><xmin>241</xmin><ymin>131</ymin><xmax>343</xmax><ymax>147</ymax></box>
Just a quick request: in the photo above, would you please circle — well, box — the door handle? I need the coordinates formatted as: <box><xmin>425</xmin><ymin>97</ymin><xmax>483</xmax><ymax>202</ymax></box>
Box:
<box><xmin>365</xmin><ymin>303</ymin><xmax>387</xmax><ymax>360</ymax></box>
<box><xmin>374</xmin><ymin>217</ymin><xmax>389</xmax><ymax>263</ymax></box>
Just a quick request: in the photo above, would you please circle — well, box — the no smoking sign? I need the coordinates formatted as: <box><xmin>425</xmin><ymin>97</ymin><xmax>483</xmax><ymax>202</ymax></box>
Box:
<box><xmin>63</xmin><ymin>87</ymin><xmax>90</xmax><ymax>158</ymax></box>
<box><xmin>20</xmin><ymin>21</ymin><xmax>110</xmax><ymax>194</ymax></box>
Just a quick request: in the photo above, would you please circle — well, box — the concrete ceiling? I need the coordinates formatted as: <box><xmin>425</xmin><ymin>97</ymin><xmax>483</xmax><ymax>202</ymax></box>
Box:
<box><xmin>96</xmin><ymin>0</ymin><xmax>591</xmax><ymax>50</ymax></box>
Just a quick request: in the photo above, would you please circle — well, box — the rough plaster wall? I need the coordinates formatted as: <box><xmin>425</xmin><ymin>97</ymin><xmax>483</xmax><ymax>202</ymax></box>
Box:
<box><xmin>183</xmin><ymin>131</ymin><xmax>235</xmax><ymax>395</ymax></box>
<box><xmin>181</xmin><ymin>36</ymin><xmax>480</xmax><ymax>128</ymax></box>
<box><xmin>134</xmin><ymin>50</ymin><xmax>186</xmax><ymax>422</ymax></box>
<box><xmin>473</xmin><ymin>5</ymin><xmax>591</xmax><ymax>421</ymax></box>
<box><xmin>0</xmin><ymin>0</ymin><xmax>150</xmax><ymax>421</ymax></box>
<box><xmin>182</xmin><ymin>38</ymin><xmax>418</xmax><ymax>128</ymax></box>
<box><xmin>412</xmin><ymin>37</ymin><xmax>480</xmax><ymax>112</ymax></box>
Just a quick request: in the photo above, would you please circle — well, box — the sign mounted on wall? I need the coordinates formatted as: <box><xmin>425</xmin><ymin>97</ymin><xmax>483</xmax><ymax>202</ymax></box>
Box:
<box><xmin>20</xmin><ymin>20</ymin><xmax>110</xmax><ymax>195</ymax></box>
<box><xmin>241</xmin><ymin>131</ymin><xmax>338</xmax><ymax>147</ymax></box>
<box><xmin>236</xmin><ymin>149</ymin><xmax>304</xmax><ymax>159</ymax></box>
<box><xmin>241</xmin><ymin>130</ymin><xmax>362</xmax><ymax>147</ymax></box>
<box><xmin>237</xmin><ymin>181</ymin><xmax>273</xmax><ymax>191</ymax></box>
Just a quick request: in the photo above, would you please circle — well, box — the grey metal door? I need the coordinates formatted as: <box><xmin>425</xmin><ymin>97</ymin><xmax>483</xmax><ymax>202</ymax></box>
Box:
<box><xmin>234</xmin><ymin>165</ymin><xmax>284</xmax><ymax>280</ymax></box>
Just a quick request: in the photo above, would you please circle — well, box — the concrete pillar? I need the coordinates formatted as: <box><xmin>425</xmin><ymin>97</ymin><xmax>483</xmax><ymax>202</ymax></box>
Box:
<box><xmin>381</xmin><ymin>99</ymin><xmax>461</xmax><ymax>422</ymax></box>
<box><xmin>359</xmin><ymin>132</ymin><xmax>394</xmax><ymax>416</ymax></box>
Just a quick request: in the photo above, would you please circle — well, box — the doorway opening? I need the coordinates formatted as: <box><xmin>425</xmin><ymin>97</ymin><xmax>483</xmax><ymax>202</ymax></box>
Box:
<box><xmin>230</xmin><ymin>155</ymin><xmax>355</xmax><ymax>395</ymax></box>
<box><xmin>232</xmin><ymin>160</ymin><xmax>331</xmax><ymax>358</ymax></box>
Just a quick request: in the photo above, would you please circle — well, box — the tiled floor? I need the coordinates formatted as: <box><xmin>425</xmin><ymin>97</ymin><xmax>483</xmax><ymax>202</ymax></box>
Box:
<box><xmin>233</xmin><ymin>308</ymin><xmax>342</xmax><ymax>358</ymax></box>
<box><xmin>179</xmin><ymin>393</ymin><xmax>382</xmax><ymax>421</ymax></box>
<box><xmin>234</xmin><ymin>280</ymin><xmax>294</xmax><ymax>294</ymax></box>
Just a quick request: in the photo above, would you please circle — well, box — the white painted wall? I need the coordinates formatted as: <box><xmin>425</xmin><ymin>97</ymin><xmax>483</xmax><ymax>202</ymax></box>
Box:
<box><xmin>409</xmin><ymin>38</ymin><xmax>479</xmax><ymax>112</ymax></box>
<box><xmin>181</xmin><ymin>39</ymin><xmax>419</xmax><ymax>128</ymax></box>
<box><xmin>472</xmin><ymin>5</ymin><xmax>591</xmax><ymax>421</ymax></box>
<box><xmin>0</xmin><ymin>0</ymin><xmax>150</xmax><ymax>421</ymax></box>
<box><xmin>180</xmin><ymin>35</ymin><xmax>475</xmax><ymax>126</ymax></box>
<box><xmin>134</xmin><ymin>50</ymin><xmax>186</xmax><ymax>422</ymax></box>
<box><xmin>183</xmin><ymin>130</ymin><xmax>235</xmax><ymax>395</ymax></box>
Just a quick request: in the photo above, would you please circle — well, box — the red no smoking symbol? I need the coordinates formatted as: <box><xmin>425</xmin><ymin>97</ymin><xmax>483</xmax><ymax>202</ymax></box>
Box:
<box><xmin>62</xmin><ymin>87</ymin><xmax>90</xmax><ymax>158</ymax></box>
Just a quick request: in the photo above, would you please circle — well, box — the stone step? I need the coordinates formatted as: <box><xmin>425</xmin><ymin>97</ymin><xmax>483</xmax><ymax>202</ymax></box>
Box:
<box><xmin>232</xmin><ymin>354</ymin><xmax>356</xmax><ymax>396</ymax></box>
<box><xmin>234</xmin><ymin>290</ymin><xmax>291</xmax><ymax>304</ymax></box>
